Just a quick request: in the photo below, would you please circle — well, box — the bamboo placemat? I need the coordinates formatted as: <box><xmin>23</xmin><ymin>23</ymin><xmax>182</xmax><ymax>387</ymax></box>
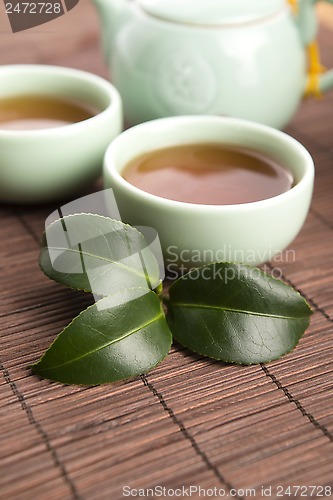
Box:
<box><xmin>0</xmin><ymin>3</ymin><xmax>333</xmax><ymax>499</ymax></box>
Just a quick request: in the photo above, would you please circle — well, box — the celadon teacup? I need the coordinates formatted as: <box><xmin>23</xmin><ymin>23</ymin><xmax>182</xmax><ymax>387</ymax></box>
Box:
<box><xmin>0</xmin><ymin>65</ymin><xmax>123</xmax><ymax>204</ymax></box>
<box><xmin>103</xmin><ymin>116</ymin><xmax>314</xmax><ymax>267</ymax></box>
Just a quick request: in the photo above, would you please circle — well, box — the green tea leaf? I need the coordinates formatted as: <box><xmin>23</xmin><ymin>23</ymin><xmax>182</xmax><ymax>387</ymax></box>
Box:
<box><xmin>32</xmin><ymin>288</ymin><xmax>172</xmax><ymax>385</ymax></box>
<box><xmin>39</xmin><ymin>214</ymin><xmax>160</xmax><ymax>296</ymax></box>
<box><xmin>167</xmin><ymin>263</ymin><xmax>312</xmax><ymax>365</ymax></box>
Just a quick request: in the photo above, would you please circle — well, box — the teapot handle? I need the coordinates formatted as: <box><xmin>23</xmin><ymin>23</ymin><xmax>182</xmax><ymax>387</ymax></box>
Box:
<box><xmin>305</xmin><ymin>0</ymin><xmax>333</xmax><ymax>96</ymax></box>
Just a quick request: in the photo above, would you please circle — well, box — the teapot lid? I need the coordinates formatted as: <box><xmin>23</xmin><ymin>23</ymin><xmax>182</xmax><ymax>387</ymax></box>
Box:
<box><xmin>137</xmin><ymin>0</ymin><xmax>285</xmax><ymax>25</ymax></box>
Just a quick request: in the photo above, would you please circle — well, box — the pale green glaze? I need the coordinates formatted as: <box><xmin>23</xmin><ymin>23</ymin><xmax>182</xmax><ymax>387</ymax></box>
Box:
<box><xmin>103</xmin><ymin>116</ymin><xmax>314</xmax><ymax>267</ymax></box>
<box><xmin>296</xmin><ymin>0</ymin><xmax>333</xmax><ymax>45</ymax></box>
<box><xmin>92</xmin><ymin>0</ymin><xmax>333</xmax><ymax>129</ymax></box>
<box><xmin>0</xmin><ymin>65</ymin><xmax>123</xmax><ymax>203</ymax></box>
<box><xmin>137</xmin><ymin>0</ymin><xmax>284</xmax><ymax>25</ymax></box>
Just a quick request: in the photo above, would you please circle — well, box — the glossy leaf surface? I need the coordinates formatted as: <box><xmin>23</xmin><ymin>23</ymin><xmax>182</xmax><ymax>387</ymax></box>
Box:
<box><xmin>32</xmin><ymin>289</ymin><xmax>172</xmax><ymax>385</ymax></box>
<box><xmin>167</xmin><ymin>263</ymin><xmax>312</xmax><ymax>365</ymax></box>
<box><xmin>39</xmin><ymin>214</ymin><xmax>160</xmax><ymax>296</ymax></box>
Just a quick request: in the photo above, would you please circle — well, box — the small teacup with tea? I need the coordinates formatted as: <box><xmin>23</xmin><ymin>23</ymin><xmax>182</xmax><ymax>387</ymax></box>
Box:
<box><xmin>104</xmin><ymin>116</ymin><xmax>314</xmax><ymax>267</ymax></box>
<box><xmin>0</xmin><ymin>65</ymin><xmax>123</xmax><ymax>203</ymax></box>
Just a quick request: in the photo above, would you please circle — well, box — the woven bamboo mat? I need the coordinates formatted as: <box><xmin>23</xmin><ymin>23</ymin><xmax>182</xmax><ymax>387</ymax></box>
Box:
<box><xmin>0</xmin><ymin>3</ymin><xmax>333</xmax><ymax>500</ymax></box>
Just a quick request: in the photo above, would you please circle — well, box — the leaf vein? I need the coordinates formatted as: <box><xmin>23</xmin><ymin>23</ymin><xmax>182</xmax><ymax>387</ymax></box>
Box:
<box><xmin>47</xmin><ymin>246</ymin><xmax>146</xmax><ymax>280</ymax></box>
<box><xmin>36</xmin><ymin>312</ymin><xmax>163</xmax><ymax>372</ymax></box>
<box><xmin>170</xmin><ymin>302</ymin><xmax>308</xmax><ymax>320</ymax></box>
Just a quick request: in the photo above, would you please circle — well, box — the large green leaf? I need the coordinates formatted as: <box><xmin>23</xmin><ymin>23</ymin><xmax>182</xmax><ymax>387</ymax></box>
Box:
<box><xmin>167</xmin><ymin>263</ymin><xmax>312</xmax><ymax>365</ymax></box>
<box><xmin>39</xmin><ymin>214</ymin><xmax>160</xmax><ymax>296</ymax></box>
<box><xmin>32</xmin><ymin>288</ymin><xmax>172</xmax><ymax>385</ymax></box>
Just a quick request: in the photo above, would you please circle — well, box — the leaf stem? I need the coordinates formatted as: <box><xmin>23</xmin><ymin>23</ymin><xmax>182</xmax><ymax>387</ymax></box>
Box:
<box><xmin>154</xmin><ymin>282</ymin><xmax>163</xmax><ymax>297</ymax></box>
<box><xmin>153</xmin><ymin>283</ymin><xmax>170</xmax><ymax>306</ymax></box>
<box><xmin>162</xmin><ymin>295</ymin><xmax>170</xmax><ymax>306</ymax></box>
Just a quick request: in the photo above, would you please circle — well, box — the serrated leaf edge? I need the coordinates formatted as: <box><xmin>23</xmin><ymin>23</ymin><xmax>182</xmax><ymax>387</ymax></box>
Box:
<box><xmin>169</xmin><ymin>261</ymin><xmax>313</xmax><ymax>316</ymax></box>
<box><xmin>173</xmin><ymin>316</ymin><xmax>310</xmax><ymax>366</ymax></box>
<box><xmin>32</xmin><ymin>287</ymin><xmax>163</xmax><ymax>372</ymax></box>
<box><xmin>168</xmin><ymin>261</ymin><xmax>312</xmax><ymax>365</ymax></box>
<box><xmin>39</xmin><ymin>213</ymin><xmax>158</xmax><ymax>293</ymax></box>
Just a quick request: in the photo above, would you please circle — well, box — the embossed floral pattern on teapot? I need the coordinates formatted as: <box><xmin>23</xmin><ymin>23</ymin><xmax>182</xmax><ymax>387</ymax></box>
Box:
<box><xmin>92</xmin><ymin>0</ymin><xmax>333</xmax><ymax>128</ymax></box>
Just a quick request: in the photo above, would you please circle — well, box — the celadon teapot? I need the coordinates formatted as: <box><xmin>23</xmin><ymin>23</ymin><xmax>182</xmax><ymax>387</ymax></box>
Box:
<box><xmin>92</xmin><ymin>0</ymin><xmax>333</xmax><ymax>128</ymax></box>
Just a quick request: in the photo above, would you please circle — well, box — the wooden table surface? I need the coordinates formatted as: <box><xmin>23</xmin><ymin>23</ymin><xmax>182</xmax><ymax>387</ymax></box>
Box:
<box><xmin>0</xmin><ymin>3</ymin><xmax>333</xmax><ymax>499</ymax></box>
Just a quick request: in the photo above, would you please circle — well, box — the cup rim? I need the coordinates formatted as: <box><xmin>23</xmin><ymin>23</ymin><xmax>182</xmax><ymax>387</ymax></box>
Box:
<box><xmin>0</xmin><ymin>64</ymin><xmax>121</xmax><ymax>137</ymax></box>
<box><xmin>104</xmin><ymin>115</ymin><xmax>314</xmax><ymax>212</ymax></box>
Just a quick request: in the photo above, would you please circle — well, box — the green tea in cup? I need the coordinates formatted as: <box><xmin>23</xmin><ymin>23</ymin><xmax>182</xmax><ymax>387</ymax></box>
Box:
<box><xmin>0</xmin><ymin>64</ymin><xmax>123</xmax><ymax>203</ymax></box>
<box><xmin>122</xmin><ymin>143</ymin><xmax>294</xmax><ymax>205</ymax></box>
<box><xmin>0</xmin><ymin>94</ymin><xmax>98</xmax><ymax>130</ymax></box>
<box><xmin>104</xmin><ymin>116</ymin><xmax>314</xmax><ymax>266</ymax></box>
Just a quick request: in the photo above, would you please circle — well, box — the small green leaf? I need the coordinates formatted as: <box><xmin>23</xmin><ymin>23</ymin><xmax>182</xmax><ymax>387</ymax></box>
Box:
<box><xmin>39</xmin><ymin>214</ymin><xmax>160</xmax><ymax>296</ymax></box>
<box><xmin>32</xmin><ymin>288</ymin><xmax>172</xmax><ymax>385</ymax></box>
<box><xmin>167</xmin><ymin>262</ymin><xmax>312</xmax><ymax>365</ymax></box>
